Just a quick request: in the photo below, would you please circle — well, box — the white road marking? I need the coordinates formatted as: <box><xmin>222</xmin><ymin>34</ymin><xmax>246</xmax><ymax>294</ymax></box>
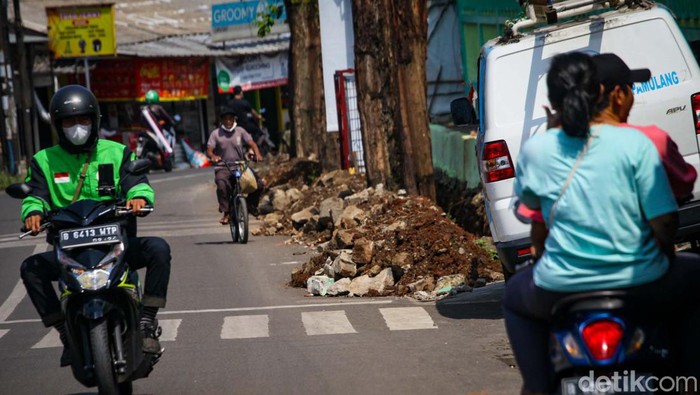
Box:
<box><xmin>149</xmin><ymin>173</ymin><xmax>207</xmax><ymax>184</ymax></box>
<box><xmin>302</xmin><ymin>310</ymin><xmax>356</xmax><ymax>336</ymax></box>
<box><xmin>32</xmin><ymin>329</ymin><xmax>61</xmax><ymax>349</ymax></box>
<box><xmin>0</xmin><ymin>329</ymin><xmax>8</xmax><ymax>339</ymax></box>
<box><xmin>380</xmin><ymin>307</ymin><xmax>437</xmax><ymax>331</ymax></box>
<box><xmin>0</xmin><ymin>301</ymin><xmax>395</xmax><ymax>325</ymax></box>
<box><xmin>221</xmin><ymin>315</ymin><xmax>269</xmax><ymax>339</ymax></box>
<box><xmin>0</xmin><ymin>245</ymin><xmax>46</xmax><ymax>322</ymax></box>
<box><xmin>159</xmin><ymin>319</ymin><xmax>182</xmax><ymax>342</ymax></box>
<box><xmin>269</xmin><ymin>261</ymin><xmax>300</xmax><ymax>266</ymax></box>
<box><xmin>159</xmin><ymin>300</ymin><xmax>393</xmax><ymax>316</ymax></box>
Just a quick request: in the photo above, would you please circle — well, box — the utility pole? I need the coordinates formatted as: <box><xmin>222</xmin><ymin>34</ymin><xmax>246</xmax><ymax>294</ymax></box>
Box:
<box><xmin>0</xmin><ymin>0</ymin><xmax>20</xmax><ymax>174</ymax></box>
<box><xmin>13</xmin><ymin>0</ymin><xmax>35</xmax><ymax>169</ymax></box>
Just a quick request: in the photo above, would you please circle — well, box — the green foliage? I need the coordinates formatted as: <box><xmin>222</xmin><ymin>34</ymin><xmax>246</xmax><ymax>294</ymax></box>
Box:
<box><xmin>0</xmin><ymin>172</ymin><xmax>23</xmax><ymax>191</ymax></box>
<box><xmin>474</xmin><ymin>237</ymin><xmax>499</xmax><ymax>261</ymax></box>
<box><xmin>256</xmin><ymin>3</ymin><xmax>285</xmax><ymax>37</ymax></box>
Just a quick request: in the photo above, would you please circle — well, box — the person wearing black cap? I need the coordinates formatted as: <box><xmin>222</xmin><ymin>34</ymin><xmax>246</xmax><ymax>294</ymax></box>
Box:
<box><xmin>503</xmin><ymin>52</ymin><xmax>700</xmax><ymax>393</ymax></box>
<box><xmin>592</xmin><ymin>53</ymin><xmax>697</xmax><ymax>199</ymax></box>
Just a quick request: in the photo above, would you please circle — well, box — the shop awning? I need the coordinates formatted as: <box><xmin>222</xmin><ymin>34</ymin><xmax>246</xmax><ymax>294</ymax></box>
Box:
<box><xmin>118</xmin><ymin>32</ymin><xmax>289</xmax><ymax>57</ymax></box>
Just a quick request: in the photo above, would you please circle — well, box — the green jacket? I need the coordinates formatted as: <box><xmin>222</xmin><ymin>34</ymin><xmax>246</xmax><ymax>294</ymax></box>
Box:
<box><xmin>22</xmin><ymin>139</ymin><xmax>155</xmax><ymax>221</ymax></box>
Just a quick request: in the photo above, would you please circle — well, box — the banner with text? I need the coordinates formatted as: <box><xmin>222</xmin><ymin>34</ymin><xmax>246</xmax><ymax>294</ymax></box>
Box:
<box><xmin>68</xmin><ymin>58</ymin><xmax>210</xmax><ymax>101</ymax></box>
<box><xmin>211</xmin><ymin>0</ymin><xmax>287</xmax><ymax>41</ymax></box>
<box><xmin>215</xmin><ymin>53</ymin><xmax>288</xmax><ymax>92</ymax></box>
<box><xmin>46</xmin><ymin>4</ymin><xmax>116</xmax><ymax>58</ymax></box>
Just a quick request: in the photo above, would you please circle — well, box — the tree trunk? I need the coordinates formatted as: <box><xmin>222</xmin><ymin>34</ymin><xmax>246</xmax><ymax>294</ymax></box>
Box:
<box><xmin>351</xmin><ymin>0</ymin><xmax>435</xmax><ymax>199</ymax></box>
<box><xmin>284</xmin><ymin>0</ymin><xmax>339</xmax><ymax>171</ymax></box>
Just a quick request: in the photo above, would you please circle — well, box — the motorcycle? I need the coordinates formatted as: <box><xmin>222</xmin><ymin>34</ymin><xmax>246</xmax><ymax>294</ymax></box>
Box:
<box><xmin>512</xmin><ymin>201</ymin><xmax>679</xmax><ymax>394</ymax></box>
<box><xmin>135</xmin><ymin>107</ymin><xmax>178</xmax><ymax>172</ymax></box>
<box><xmin>551</xmin><ymin>291</ymin><xmax>674</xmax><ymax>394</ymax></box>
<box><xmin>6</xmin><ymin>158</ymin><xmax>161</xmax><ymax>395</ymax></box>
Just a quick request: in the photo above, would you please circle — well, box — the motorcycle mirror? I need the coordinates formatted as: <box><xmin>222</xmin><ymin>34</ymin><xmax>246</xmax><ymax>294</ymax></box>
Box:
<box><xmin>5</xmin><ymin>183</ymin><xmax>32</xmax><ymax>199</ymax></box>
<box><xmin>450</xmin><ymin>97</ymin><xmax>477</xmax><ymax>126</ymax></box>
<box><xmin>125</xmin><ymin>158</ymin><xmax>151</xmax><ymax>176</ymax></box>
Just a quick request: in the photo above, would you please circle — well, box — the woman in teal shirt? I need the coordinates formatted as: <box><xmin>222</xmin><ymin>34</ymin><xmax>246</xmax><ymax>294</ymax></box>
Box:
<box><xmin>504</xmin><ymin>52</ymin><xmax>700</xmax><ymax>394</ymax></box>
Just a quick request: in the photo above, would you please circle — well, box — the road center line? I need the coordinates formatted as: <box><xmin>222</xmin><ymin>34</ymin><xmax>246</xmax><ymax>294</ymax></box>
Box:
<box><xmin>0</xmin><ymin>244</ymin><xmax>46</xmax><ymax>322</ymax></box>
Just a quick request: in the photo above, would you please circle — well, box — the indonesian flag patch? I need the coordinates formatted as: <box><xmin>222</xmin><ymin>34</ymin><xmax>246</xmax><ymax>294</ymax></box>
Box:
<box><xmin>54</xmin><ymin>172</ymin><xmax>70</xmax><ymax>184</ymax></box>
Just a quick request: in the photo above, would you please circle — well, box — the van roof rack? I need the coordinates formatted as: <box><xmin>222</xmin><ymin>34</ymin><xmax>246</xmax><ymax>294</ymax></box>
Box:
<box><xmin>510</xmin><ymin>0</ymin><xmax>655</xmax><ymax>35</ymax></box>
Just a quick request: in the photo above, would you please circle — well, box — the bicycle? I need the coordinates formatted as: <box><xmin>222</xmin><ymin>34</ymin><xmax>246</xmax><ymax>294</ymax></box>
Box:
<box><xmin>216</xmin><ymin>161</ymin><xmax>249</xmax><ymax>244</ymax></box>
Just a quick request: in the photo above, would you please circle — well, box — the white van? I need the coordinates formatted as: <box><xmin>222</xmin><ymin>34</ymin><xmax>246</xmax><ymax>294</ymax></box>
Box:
<box><xmin>453</xmin><ymin>1</ymin><xmax>700</xmax><ymax>278</ymax></box>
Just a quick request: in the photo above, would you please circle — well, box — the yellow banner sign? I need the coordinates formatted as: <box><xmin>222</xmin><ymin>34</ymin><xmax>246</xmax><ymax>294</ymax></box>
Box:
<box><xmin>46</xmin><ymin>4</ymin><xmax>116</xmax><ymax>59</ymax></box>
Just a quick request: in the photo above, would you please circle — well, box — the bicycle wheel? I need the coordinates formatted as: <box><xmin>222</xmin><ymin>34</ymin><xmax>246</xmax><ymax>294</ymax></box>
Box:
<box><xmin>234</xmin><ymin>196</ymin><xmax>248</xmax><ymax>244</ymax></box>
<box><xmin>229</xmin><ymin>195</ymin><xmax>238</xmax><ymax>243</ymax></box>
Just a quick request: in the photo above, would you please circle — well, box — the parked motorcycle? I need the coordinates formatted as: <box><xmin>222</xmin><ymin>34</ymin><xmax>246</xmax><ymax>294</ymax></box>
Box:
<box><xmin>6</xmin><ymin>159</ymin><xmax>161</xmax><ymax>395</ymax></box>
<box><xmin>136</xmin><ymin>107</ymin><xmax>177</xmax><ymax>172</ymax></box>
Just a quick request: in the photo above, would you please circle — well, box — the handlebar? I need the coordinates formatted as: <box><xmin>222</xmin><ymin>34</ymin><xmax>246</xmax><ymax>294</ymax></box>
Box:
<box><xmin>17</xmin><ymin>205</ymin><xmax>154</xmax><ymax>239</ymax></box>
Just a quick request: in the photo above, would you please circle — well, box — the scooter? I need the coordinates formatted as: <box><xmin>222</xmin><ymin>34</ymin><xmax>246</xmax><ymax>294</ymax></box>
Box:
<box><xmin>136</xmin><ymin>107</ymin><xmax>177</xmax><ymax>172</ymax></box>
<box><xmin>551</xmin><ymin>291</ymin><xmax>674</xmax><ymax>394</ymax></box>
<box><xmin>6</xmin><ymin>159</ymin><xmax>161</xmax><ymax>395</ymax></box>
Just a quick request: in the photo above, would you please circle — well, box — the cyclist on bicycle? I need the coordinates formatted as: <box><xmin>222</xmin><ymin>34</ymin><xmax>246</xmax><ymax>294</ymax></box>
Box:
<box><xmin>207</xmin><ymin>106</ymin><xmax>264</xmax><ymax>224</ymax></box>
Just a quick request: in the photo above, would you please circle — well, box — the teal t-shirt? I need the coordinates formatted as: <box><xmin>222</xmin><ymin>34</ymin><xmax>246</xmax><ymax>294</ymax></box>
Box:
<box><xmin>515</xmin><ymin>124</ymin><xmax>677</xmax><ymax>292</ymax></box>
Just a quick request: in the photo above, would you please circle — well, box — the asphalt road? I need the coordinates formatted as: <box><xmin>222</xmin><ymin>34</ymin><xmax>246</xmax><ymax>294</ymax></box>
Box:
<box><xmin>0</xmin><ymin>167</ymin><xmax>521</xmax><ymax>394</ymax></box>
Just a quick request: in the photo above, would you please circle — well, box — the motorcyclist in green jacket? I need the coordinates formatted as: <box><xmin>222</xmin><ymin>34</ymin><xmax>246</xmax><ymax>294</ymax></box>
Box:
<box><xmin>20</xmin><ymin>85</ymin><xmax>171</xmax><ymax>366</ymax></box>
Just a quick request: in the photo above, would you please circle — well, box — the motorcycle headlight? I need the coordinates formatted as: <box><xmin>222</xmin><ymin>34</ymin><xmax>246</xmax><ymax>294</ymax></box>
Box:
<box><xmin>57</xmin><ymin>243</ymin><xmax>123</xmax><ymax>291</ymax></box>
<box><xmin>75</xmin><ymin>270</ymin><xmax>110</xmax><ymax>290</ymax></box>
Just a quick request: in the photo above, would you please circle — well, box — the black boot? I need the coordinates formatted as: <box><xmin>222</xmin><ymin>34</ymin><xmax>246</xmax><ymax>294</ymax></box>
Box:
<box><xmin>55</xmin><ymin>321</ymin><xmax>71</xmax><ymax>367</ymax></box>
<box><xmin>140</xmin><ymin>306</ymin><xmax>162</xmax><ymax>354</ymax></box>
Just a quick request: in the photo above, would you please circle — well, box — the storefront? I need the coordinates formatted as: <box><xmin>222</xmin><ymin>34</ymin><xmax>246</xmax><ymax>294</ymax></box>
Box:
<box><xmin>65</xmin><ymin>57</ymin><xmax>210</xmax><ymax>150</ymax></box>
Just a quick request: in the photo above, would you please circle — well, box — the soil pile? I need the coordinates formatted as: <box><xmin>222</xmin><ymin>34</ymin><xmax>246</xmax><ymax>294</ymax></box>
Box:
<box><xmin>252</xmin><ymin>155</ymin><xmax>502</xmax><ymax>299</ymax></box>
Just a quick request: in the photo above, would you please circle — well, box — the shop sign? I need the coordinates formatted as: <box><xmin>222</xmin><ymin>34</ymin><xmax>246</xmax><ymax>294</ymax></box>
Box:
<box><xmin>215</xmin><ymin>52</ymin><xmax>288</xmax><ymax>92</ymax></box>
<box><xmin>46</xmin><ymin>4</ymin><xmax>116</xmax><ymax>59</ymax></box>
<box><xmin>69</xmin><ymin>58</ymin><xmax>210</xmax><ymax>101</ymax></box>
<box><xmin>211</xmin><ymin>0</ymin><xmax>287</xmax><ymax>41</ymax></box>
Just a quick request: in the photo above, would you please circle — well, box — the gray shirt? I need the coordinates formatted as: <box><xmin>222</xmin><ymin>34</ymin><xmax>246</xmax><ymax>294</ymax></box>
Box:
<box><xmin>207</xmin><ymin>126</ymin><xmax>253</xmax><ymax>168</ymax></box>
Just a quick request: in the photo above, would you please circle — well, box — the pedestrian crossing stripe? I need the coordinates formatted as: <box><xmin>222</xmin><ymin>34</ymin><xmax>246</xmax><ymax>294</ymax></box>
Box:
<box><xmin>301</xmin><ymin>310</ymin><xmax>357</xmax><ymax>336</ymax></box>
<box><xmin>0</xmin><ymin>329</ymin><xmax>8</xmax><ymax>340</ymax></box>
<box><xmin>18</xmin><ymin>307</ymin><xmax>438</xmax><ymax>349</ymax></box>
<box><xmin>221</xmin><ymin>315</ymin><xmax>269</xmax><ymax>339</ymax></box>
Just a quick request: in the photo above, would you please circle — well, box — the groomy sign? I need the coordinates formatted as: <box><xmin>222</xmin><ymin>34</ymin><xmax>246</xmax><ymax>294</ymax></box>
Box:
<box><xmin>211</xmin><ymin>0</ymin><xmax>287</xmax><ymax>41</ymax></box>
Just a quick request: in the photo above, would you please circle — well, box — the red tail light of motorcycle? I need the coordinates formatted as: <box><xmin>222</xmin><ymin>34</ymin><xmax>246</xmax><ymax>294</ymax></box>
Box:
<box><xmin>581</xmin><ymin>319</ymin><xmax>624</xmax><ymax>361</ymax></box>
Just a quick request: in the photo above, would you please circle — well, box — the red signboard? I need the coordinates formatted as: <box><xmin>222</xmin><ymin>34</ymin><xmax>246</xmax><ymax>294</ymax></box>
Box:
<box><xmin>70</xmin><ymin>57</ymin><xmax>210</xmax><ymax>101</ymax></box>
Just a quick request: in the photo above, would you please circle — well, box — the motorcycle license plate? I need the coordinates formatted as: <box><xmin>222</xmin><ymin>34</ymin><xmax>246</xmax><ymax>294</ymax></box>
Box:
<box><xmin>59</xmin><ymin>224</ymin><xmax>121</xmax><ymax>249</ymax></box>
<box><xmin>561</xmin><ymin>376</ymin><xmax>654</xmax><ymax>395</ymax></box>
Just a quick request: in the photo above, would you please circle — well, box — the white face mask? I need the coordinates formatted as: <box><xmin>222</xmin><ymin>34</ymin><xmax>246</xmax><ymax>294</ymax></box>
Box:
<box><xmin>63</xmin><ymin>123</ymin><xmax>91</xmax><ymax>145</ymax></box>
<box><xmin>221</xmin><ymin>122</ymin><xmax>237</xmax><ymax>132</ymax></box>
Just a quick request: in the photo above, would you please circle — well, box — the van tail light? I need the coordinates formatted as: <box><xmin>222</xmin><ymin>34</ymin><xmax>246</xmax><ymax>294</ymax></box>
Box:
<box><xmin>693</xmin><ymin>93</ymin><xmax>700</xmax><ymax>134</ymax></box>
<box><xmin>581</xmin><ymin>319</ymin><xmax>624</xmax><ymax>361</ymax></box>
<box><xmin>482</xmin><ymin>140</ymin><xmax>515</xmax><ymax>183</ymax></box>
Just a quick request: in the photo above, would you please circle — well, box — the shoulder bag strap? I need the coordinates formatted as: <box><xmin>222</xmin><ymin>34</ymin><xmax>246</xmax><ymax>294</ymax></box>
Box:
<box><xmin>71</xmin><ymin>150</ymin><xmax>93</xmax><ymax>204</ymax></box>
<box><xmin>547</xmin><ymin>127</ymin><xmax>600</xmax><ymax>228</ymax></box>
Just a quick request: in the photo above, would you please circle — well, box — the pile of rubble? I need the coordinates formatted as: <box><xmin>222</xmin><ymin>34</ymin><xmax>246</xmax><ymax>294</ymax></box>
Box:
<box><xmin>252</xmin><ymin>157</ymin><xmax>502</xmax><ymax>301</ymax></box>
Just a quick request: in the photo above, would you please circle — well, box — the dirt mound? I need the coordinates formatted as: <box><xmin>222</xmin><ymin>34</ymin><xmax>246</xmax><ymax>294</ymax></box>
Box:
<box><xmin>254</xmin><ymin>156</ymin><xmax>502</xmax><ymax>298</ymax></box>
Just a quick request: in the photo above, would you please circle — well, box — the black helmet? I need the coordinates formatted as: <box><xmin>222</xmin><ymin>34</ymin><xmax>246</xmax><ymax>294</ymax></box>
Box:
<box><xmin>219</xmin><ymin>106</ymin><xmax>237</xmax><ymax>119</ymax></box>
<box><xmin>49</xmin><ymin>85</ymin><xmax>101</xmax><ymax>153</ymax></box>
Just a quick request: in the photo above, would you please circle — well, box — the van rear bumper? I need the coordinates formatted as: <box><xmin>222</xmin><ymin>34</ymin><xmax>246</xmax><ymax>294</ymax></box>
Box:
<box><xmin>495</xmin><ymin>238</ymin><xmax>532</xmax><ymax>276</ymax></box>
<box><xmin>677</xmin><ymin>200</ymin><xmax>700</xmax><ymax>240</ymax></box>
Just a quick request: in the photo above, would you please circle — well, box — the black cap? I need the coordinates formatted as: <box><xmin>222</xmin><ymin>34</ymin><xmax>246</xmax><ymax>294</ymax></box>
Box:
<box><xmin>593</xmin><ymin>53</ymin><xmax>651</xmax><ymax>88</ymax></box>
<box><xmin>219</xmin><ymin>106</ymin><xmax>237</xmax><ymax>118</ymax></box>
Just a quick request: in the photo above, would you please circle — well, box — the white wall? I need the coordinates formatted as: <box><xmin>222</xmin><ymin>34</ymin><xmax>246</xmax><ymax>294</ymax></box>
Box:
<box><xmin>318</xmin><ymin>0</ymin><xmax>355</xmax><ymax>133</ymax></box>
